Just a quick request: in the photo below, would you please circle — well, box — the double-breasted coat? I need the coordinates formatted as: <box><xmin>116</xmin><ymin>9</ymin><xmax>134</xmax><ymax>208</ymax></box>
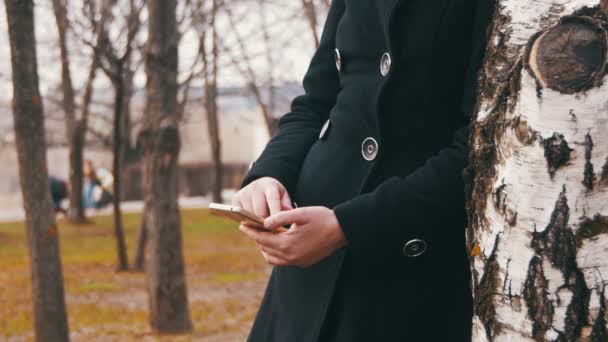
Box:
<box><xmin>240</xmin><ymin>0</ymin><xmax>494</xmax><ymax>340</ymax></box>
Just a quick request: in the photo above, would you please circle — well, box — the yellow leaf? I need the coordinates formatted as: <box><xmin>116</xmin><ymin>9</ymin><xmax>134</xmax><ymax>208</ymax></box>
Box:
<box><xmin>470</xmin><ymin>244</ymin><xmax>481</xmax><ymax>257</ymax></box>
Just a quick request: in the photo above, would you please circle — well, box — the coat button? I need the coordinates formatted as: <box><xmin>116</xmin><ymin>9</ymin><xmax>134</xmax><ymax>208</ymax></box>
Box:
<box><xmin>403</xmin><ymin>239</ymin><xmax>427</xmax><ymax>257</ymax></box>
<box><xmin>335</xmin><ymin>48</ymin><xmax>342</xmax><ymax>72</ymax></box>
<box><xmin>361</xmin><ymin>137</ymin><xmax>379</xmax><ymax>161</ymax></box>
<box><xmin>380</xmin><ymin>52</ymin><xmax>391</xmax><ymax>77</ymax></box>
<box><xmin>319</xmin><ymin>119</ymin><xmax>331</xmax><ymax>140</ymax></box>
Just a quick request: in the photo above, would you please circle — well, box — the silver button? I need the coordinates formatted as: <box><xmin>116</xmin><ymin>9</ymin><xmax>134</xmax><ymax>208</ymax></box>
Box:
<box><xmin>380</xmin><ymin>52</ymin><xmax>391</xmax><ymax>77</ymax></box>
<box><xmin>335</xmin><ymin>48</ymin><xmax>342</xmax><ymax>72</ymax></box>
<box><xmin>361</xmin><ymin>137</ymin><xmax>379</xmax><ymax>161</ymax></box>
<box><xmin>403</xmin><ymin>239</ymin><xmax>427</xmax><ymax>257</ymax></box>
<box><xmin>319</xmin><ymin>119</ymin><xmax>331</xmax><ymax>140</ymax></box>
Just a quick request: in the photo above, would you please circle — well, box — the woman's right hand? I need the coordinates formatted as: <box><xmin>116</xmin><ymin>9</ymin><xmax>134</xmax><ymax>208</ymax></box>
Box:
<box><xmin>232</xmin><ymin>177</ymin><xmax>293</xmax><ymax>219</ymax></box>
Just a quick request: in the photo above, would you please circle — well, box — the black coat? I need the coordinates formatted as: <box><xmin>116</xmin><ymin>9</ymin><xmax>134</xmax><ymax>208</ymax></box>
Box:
<box><xmin>240</xmin><ymin>0</ymin><xmax>494</xmax><ymax>341</ymax></box>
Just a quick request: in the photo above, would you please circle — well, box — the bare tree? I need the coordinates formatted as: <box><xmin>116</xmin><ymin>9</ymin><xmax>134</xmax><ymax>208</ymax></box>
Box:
<box><xmin>52</xmin><ymin>0</ymin><xmax>100</xmax><ymax>223</ymax></box>
<box><xmin>133</xmin><ymin>0</ymin><xmax>201</xmax><ymax>271</ymax></box>
<box><xmin>467</xmin><ymin>1</ymin><xmax>608</xmax><ymax>341</ymax></box>
<box><xmin>4</xmin><ymin>0</ymin><xmax>69</xmax><ymax>340</ymax></box>
<box><xmin>88</xmin><ymin>0</ymin><xmax>146</xmax><ymax>271</ymax></box>
<box><xmin>222</xmin><ymin>3</ymin><xmax>276</xmax><ymax>136</ymax></box>
<box><xmin>198</xmin><ymin>0</ymin><xmax>222</xmax><ymax>203</ymax></box>
<box><xmin>139</xmin><ymin>0</ymin><xmax>192</xmax><ymax>332</ymax></box>
<box><xmin>301</xmin><ymin>0</ymin><xmax>319</xmax><ymax>48</ymax></box>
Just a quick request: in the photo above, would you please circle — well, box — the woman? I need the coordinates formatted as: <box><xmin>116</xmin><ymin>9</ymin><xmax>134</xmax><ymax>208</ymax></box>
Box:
<box><xmin>233</xmin><ymin>0</ymin><xmax>494</xmax><ymax>340</ymax></box>
<box><xmin>83</xmin><ymin>160</ymin><xmax>113</xmax><ymax>209</ymax></box>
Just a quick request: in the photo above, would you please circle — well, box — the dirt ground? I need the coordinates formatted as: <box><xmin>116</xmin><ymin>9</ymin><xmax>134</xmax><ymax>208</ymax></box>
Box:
<box><xmin>0</xmin><ymin>209</ymin><xmax>270</xmax><ymax>341</ymax></box>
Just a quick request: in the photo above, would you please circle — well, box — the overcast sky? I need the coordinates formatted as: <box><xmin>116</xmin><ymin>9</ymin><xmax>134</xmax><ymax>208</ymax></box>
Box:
<box><xmin>0</xmin><ymin>0</ymin><xmax>323</xmax><ymax>102</ymax></box>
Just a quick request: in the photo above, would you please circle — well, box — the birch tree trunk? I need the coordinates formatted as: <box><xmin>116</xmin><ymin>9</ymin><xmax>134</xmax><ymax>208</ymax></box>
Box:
<box><xmin>4</xmin><ymin>1</ymin><xmax>70</xmax><ymax>340</ymax></box>
<box><xmin>467</xmin><ymin>1</ymin><xmax>608</xmax><ymax>341</ymax></box>
<box><xmin>141</xmin><ymin>0</ymin><xmax>193</xmax><ymax>333</ymax></box>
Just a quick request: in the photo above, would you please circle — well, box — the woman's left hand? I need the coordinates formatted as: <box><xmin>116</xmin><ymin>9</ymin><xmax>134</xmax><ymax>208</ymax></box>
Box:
<box><xmin>239</xmin><ymin>206</ymin><xmax>348</xmax><ymax>268</ymax></box>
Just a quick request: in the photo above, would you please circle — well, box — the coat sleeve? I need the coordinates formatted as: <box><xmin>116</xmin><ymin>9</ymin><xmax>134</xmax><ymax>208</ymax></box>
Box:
<box><xmin>332</xmin><ymin>0</ymin><xmax>495</xmax><ymax>260</ymax></box>
<box><xmin>239</xmin><ymin>0</ymin><xmax>345</xmax><ymax>194</ymax></box>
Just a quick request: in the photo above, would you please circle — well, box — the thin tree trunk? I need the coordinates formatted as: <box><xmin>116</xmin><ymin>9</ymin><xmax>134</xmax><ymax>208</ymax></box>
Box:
<box><xmin>52</xmin><ymin>0</ymin><xmax>87</xmax><ymax>222</ymax></box>
<box><xmin>466</xmin><ymin>1</ymin><xmax>608</xmax><ymax>341</ymax></box>
<box><xmin>112</xmin><ymin>71</ymin><xmax>129</xmax><ymax>271</ymax></box>
<box><xmin>68</xmin><ymin>122</ymin><xmax>85</xmax><ymax>220</ymax></box>
<box><xmin>301</xmin><ymin>0</ymin><xmax>319</xmax><ymax>48</ymax></box>
<box><xmin>141</xmin><ymin>0</ymin><xmax>192</xmax><ymax>332</ymax></box>
<box><xmin>75</xmin><ymin>55</ymin><xmax>101</xmax><ymax>210</ymax></box>
<box><xmin>203</xmin><ymin>0</ymin><xmax>223</xmax><ymax>203</ymax></box>
<box><xmin>258</xmin><ymin>0</ymin><xmax>276</xmax><ymax>117</ymax></box>
<box><xmin>120</xmin><ymin>65</ymin><xmax>135</xmax><ymax>167</ymax></box>
<box><xmin>133</xmin><ymin>211</ymin><xmax>147</xmax><ymax>271</ymax></box>
<box><xmin>4</xmin><ymin>1</ymin><xmax>70</xmax><ymax>341</ymax></box>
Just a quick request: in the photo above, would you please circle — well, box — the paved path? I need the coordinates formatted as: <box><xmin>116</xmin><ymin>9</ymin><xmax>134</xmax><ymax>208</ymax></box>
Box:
<box><xmin>0</xmin><ymin>190</ymin><xmax>237</xmax><ymax>222</ymax></box>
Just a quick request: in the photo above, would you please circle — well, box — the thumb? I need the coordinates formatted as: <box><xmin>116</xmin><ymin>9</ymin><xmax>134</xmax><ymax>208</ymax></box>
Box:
<box><xmin>264</xmin><ymin>208</ymin><xmax>309</xmax><ymax>230</ymax></box>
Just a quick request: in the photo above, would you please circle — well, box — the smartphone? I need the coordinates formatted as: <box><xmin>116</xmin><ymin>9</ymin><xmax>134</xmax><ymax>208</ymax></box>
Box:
<box><xmin>209</xmin><ymin>203</ymin><xmax>269</xmax><ymax>231</ymax></box>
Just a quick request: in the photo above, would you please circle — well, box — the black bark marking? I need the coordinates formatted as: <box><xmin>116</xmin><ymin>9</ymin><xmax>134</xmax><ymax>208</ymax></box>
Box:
<box><xmin>474</xmin><ymin>234</ymin><xmax>502</xmax><ymax>341</ymax></box>
<box><xmin>601</xmin><ymin>156</ymin><xmax>608</xmax><ymax>185</ymax></box>
<box><xmin>530</xmin><ymin>188</ymin><xmax>590</xmax><ymax>341</ymax></box>
<box><xmin>531</xmin><ymin>189</ymin><xmax>574</xmax><ymax>271</ymax></box>
<box><xmin>526</xmin><ymin>16</ymin><xmax>607</xmax><ymax>94</ymax></box>
<box><xmin>512</xmin><ymin>116</ymin><xmax>537</xmax><ymax>146</ymax></box>
<box><xmin>583</xmin><ymin>132</ymin><xmax>596</xmax><ymax>190</ymax></box>
<box><xmin>506</xmin><ymin>210</ymin><xmax>518</xmax><ymax>227</ymax></box>
<box><xmin>590</xmin><ymin>287</ymin><xmax>608</xmax><ymax>342</ymax></box>
<box><xmin>502</xmin><ymin>257</ymin><xmax>511</xmax><ymax>294</ymax></box>
<box><xmin>523</xmin><ymin>256</ymin><xmax>554</xmax><ymax>340</ymax></box>
<box><xmin>576</xmin><ymin>214</ymin><xmax>608</xmax><ymax>245</ymax></box>
<box><xmin>493</xmin><ymin>181</ymin><xmax>519</xmax><ymax>226</ymax></box>
<box><xmin>543</xmin><ymin>133</ymin><xmax>573</xmax><ymax>178</ymax></box>
<box><xmin>494</xmin><ymin>182</ymin><xmax>507</xmax><ymax>211</ymax></box>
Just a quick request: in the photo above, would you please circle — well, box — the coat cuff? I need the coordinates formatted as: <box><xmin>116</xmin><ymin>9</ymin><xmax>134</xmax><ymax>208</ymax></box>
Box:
<box><xmin>332</xmin><ymin>179</ymin><xmax>437</xmax><ymax>261</ymax></box>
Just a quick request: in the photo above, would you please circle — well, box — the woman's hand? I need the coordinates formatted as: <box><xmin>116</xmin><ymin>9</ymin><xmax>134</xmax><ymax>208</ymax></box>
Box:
<box><xmin>232</xmin><ymin>177</ymin><xmax>293</xmax><ymax>218</ymax></box>
<box><xmin>239</xmin><ymin>206</ymin><xmax>348</xmax><ymax>268</ymax></box>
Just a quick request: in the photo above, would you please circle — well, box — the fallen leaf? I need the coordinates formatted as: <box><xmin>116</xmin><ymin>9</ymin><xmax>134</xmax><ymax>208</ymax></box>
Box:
<box><xmin>470</xmin><ymin>244</ymin><xmax>481</xmax><ymax>257</ymax></box>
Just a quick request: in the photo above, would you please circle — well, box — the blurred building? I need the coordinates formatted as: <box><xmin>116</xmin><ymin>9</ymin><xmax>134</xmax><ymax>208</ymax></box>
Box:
<box><xmin>0</xmin><ymin>83</ymin><xmax>301</xmax><ymax>208</ymax></box>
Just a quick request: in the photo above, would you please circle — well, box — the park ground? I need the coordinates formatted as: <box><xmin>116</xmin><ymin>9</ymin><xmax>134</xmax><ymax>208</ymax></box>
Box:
<box><xmin>0</xmin><ymin>209</ymin><xmax>269</xmax><ymax>341</ymax></box>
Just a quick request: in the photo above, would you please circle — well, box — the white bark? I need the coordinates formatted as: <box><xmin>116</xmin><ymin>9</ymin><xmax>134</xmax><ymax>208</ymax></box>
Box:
<box><xmin>468</xmin><ymin>0</ymin><xmax>608</xmax><ymax>341</ymax></box>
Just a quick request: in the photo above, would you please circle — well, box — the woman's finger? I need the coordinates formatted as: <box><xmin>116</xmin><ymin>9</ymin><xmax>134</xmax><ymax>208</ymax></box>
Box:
<box><xmin>239</xmin><ymin>224</ymin><xmax>283</xmax><ymax>250</ymax></box>
<box><xmin>265</xmin><ymin>187</ymin><xmax>282</xmax><ymax>216</ymax></box>
<box><xmin>280</xmin><ymin>191</ymin><xmax>293</xmax><ymax>211</ymax></box>
<box><xmin>261</xmin><ymin>251</ymin><xmax>288</xmax><ymax>266</ymax></box>
<box><xmin>265</xmin><ymin>207</ymin><xmax>310</xmax><ymax>230</ymax></box>
<box><xmin>252</xmin><ymin>190</ymin><xmax>270</xmax><ymax>218</ymax></box>
<box><xmin>258</xmin><ymin>244</ymin><xmax>289</xmax><ymax>262</ymax></box>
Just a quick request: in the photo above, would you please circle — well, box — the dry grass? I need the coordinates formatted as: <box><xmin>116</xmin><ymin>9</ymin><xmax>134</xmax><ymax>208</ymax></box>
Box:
<box><xmin>0</xmin><ymin>209</ymin><xmax>269</xmax><ymax>341</ymax></box>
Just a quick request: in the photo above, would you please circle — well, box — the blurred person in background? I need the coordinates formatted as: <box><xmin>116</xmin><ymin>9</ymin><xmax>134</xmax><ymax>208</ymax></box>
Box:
<box><xmin>83</xmin><ymin>159</ymin><xmax>113</xmax><ymax>209</ymax></box>
<box><xmin>233</xmin><ymin>0</ymin><xmax>495</xmax><ymax>341</ymax></box>
<box><xmin>49</xmin><ymin>175</ymin><xmax>68</xmax><ymax>214</ymax></box>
